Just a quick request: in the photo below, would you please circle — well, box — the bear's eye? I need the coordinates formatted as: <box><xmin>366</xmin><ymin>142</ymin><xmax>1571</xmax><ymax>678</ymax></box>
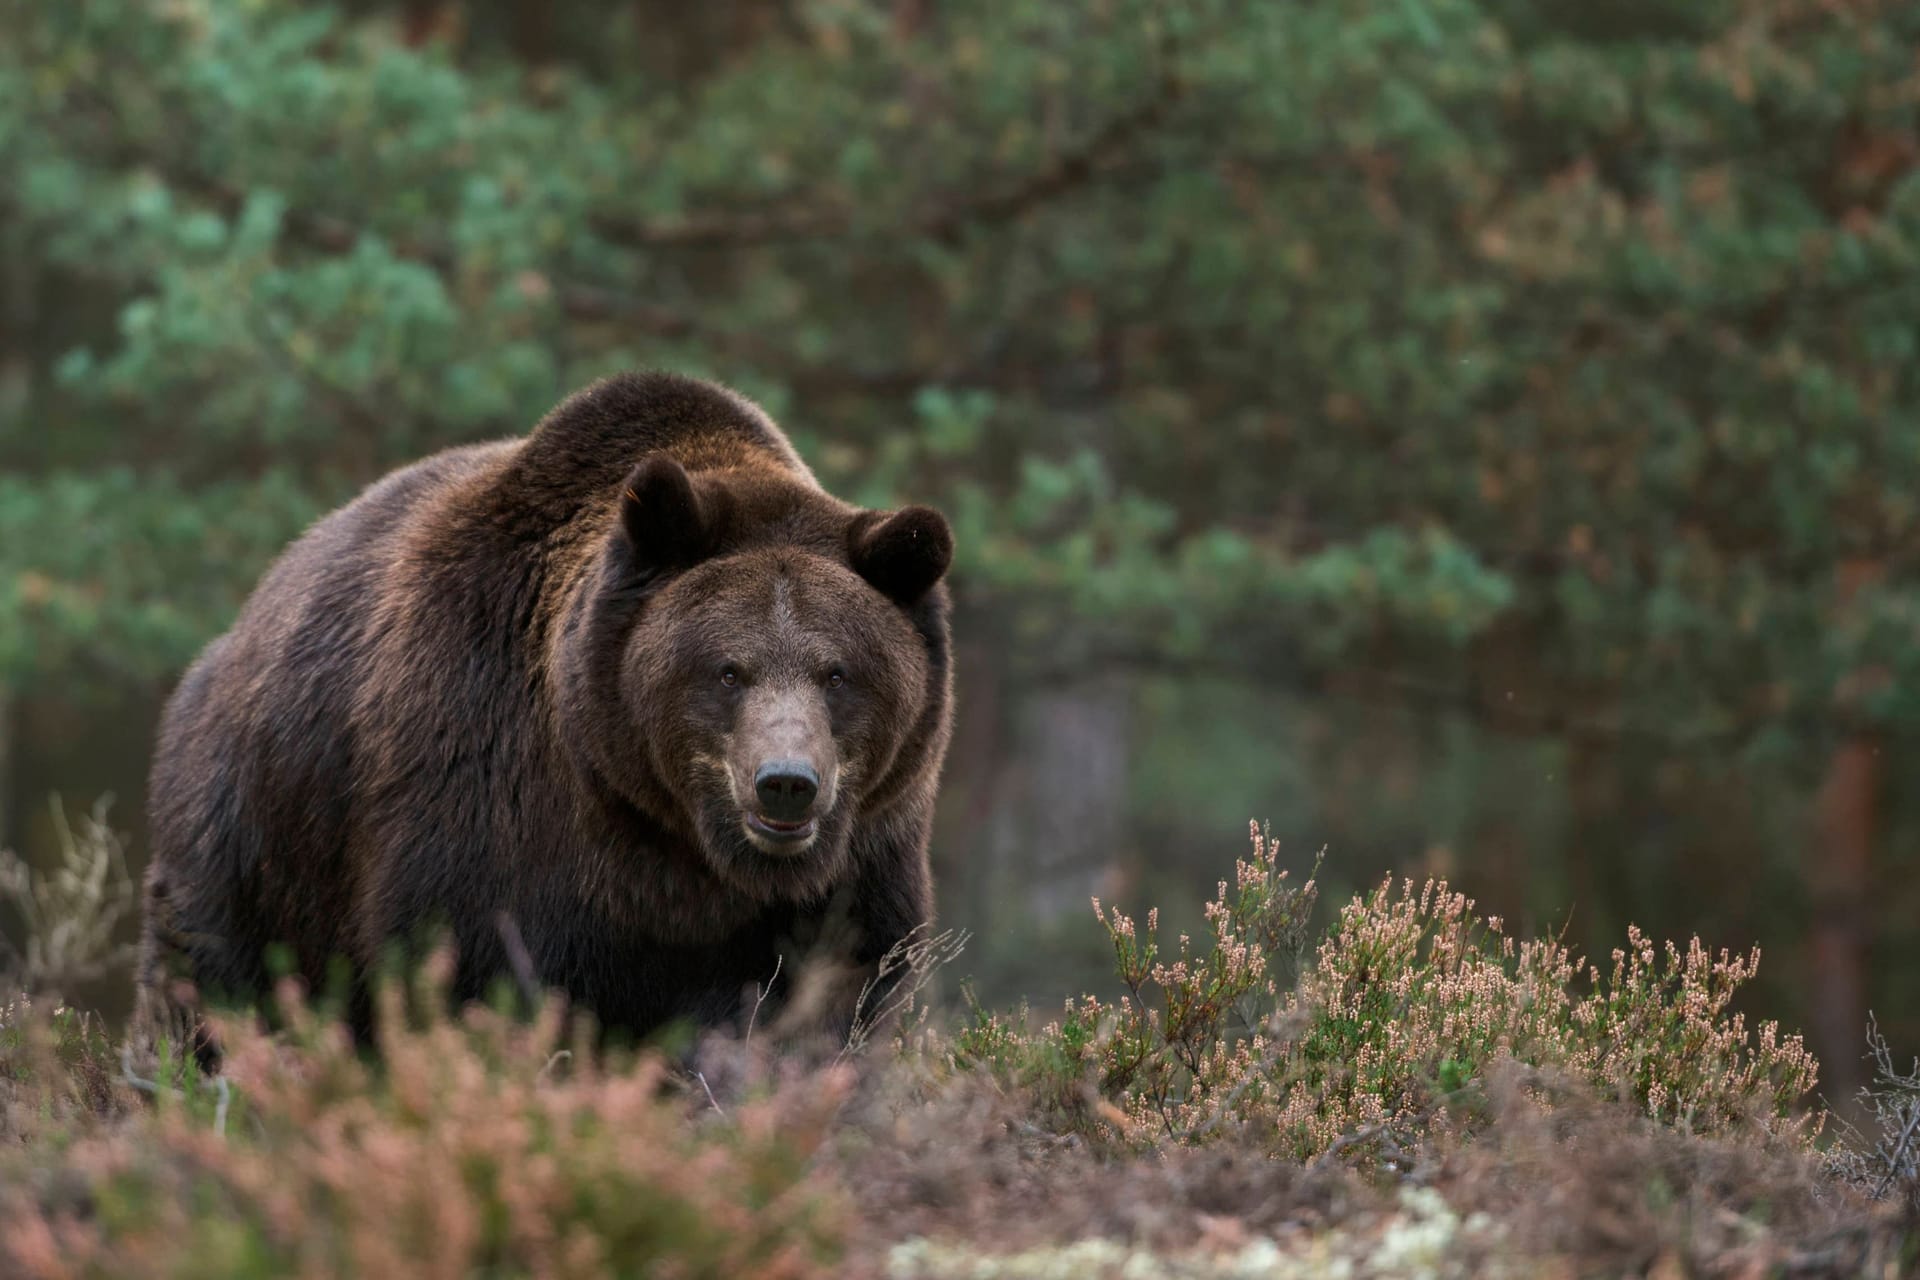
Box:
<box><xmin>720</xmin><ymin>666</ymin><xmax>739</xmax><ymax>688</ymax></box>
<box><xmin>826</xmin><ymin>669</ymin><xmax>846</xmax><ymax>689</ymax></box>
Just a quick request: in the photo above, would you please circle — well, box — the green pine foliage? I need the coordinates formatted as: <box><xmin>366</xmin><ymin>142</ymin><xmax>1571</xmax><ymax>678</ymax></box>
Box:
<box><xmin>5</xmin><ymin>0</ymin><xmax>1918</xmax><ymax>738</ymax></box>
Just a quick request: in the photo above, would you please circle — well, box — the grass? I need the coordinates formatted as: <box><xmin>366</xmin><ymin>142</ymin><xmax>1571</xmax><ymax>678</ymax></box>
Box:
<box><xmin>2</xmin><ymin>814</ymin><xmax>1916</xmax><ymax>1277</ymax></box>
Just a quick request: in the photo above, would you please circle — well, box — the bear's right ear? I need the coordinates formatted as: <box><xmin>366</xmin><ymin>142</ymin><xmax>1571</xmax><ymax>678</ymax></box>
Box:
<box><xmin>619</xmin><ymin>455</ymin><xmax>720</xmax><ymax>583</ymax></box>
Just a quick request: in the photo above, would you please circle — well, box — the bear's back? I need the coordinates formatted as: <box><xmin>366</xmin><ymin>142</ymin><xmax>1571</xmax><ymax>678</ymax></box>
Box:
<box><xmin>144</xmin><ymin>439</ymin><xmax>512</xmax><ymax>998</ymax></box>
<box><xmin>160</xmin><ymin>369</ymin><xmax>812</xmax><ymax>812</ymax></box>
<box><xmin>490</xmin><ymin>372</ymin><xmax>817</xmax><ymax>532</ymax></box>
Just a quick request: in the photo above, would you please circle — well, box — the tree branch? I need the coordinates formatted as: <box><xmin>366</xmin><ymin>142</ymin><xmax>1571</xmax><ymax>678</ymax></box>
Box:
<box><xmin>590</xmin><ymin>68</ymin><xmax>1183</xmax><ymax>250</ymax></box>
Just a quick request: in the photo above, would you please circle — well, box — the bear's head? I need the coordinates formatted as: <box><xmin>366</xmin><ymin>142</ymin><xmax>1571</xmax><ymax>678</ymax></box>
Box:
<box><xmin>562</xmin><ymin>453</ymin><xmax>952</xmax><ymax>905</ymax></box>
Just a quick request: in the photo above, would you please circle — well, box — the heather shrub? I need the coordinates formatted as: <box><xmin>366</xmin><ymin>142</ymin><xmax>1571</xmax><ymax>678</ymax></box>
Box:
<box><xmin>951</xmin><ymin>822</ymin><xmax>1821</xmax><ymax>1161</ymax></box>
<box><xmin>1277</xmin><ymin>879</ymin><xmax>1820</xmax><ymax>1159</ymax></box>
<box><xmin>0</xmin><ymin>963</ymin><xmax>849</xmax><ymax>1279</ymax></box>
<box><xmin>0</xmin><ymin>816</ymin><xmax>1853</xmax><ymax>1275</ymax></box>
<box><xmin>950</xmin><ymin>822</ymin><xmax>1319</xmax><ymax>1137</ymax></box>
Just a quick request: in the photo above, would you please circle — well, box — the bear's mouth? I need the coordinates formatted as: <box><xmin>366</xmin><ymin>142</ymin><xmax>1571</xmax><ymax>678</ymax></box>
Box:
<box><xmin>745</xmin><ymin>811</ymin><xmax>817</xmax><ymax>848</ymax></box>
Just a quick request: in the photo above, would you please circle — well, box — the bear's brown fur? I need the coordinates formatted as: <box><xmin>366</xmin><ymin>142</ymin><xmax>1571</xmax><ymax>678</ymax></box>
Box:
<box><xmin>137</xmin><ymin>372</ymin><xmax>953</xmax><ymax>1055</ymax></box>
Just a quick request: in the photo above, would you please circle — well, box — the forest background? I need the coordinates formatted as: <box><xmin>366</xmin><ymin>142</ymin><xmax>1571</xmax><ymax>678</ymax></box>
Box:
<box><xmin>2</xmin><ymin>0</ymin><xmax>1918</xmax><ymax>1109</ymax></box>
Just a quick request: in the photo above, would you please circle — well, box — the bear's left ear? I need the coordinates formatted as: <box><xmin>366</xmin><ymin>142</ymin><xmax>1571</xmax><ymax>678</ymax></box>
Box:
<box><xmin>848</xmin><ymin>505</ymin><xmax>953</xmax><ymax>604</ymax></box>
<box><xmin>619</xmin><ymin>454</ymin><xmax>724</xmax><ymax>583</ymax></box>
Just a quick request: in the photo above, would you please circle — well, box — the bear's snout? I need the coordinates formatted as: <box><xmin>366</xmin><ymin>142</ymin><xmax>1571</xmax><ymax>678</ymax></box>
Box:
<box><xmin>745</xmin><ymin>753</ymin><xmax>825</xmax><ymax>849</ymax></box>
<box><xmin>753</xmin><ymin>760</ymin><xmax>819</xmax><ymax>824</ymax></box>
<box><xmin>735</xmin><ymin>685</ymin><xmax>836</xmax><ymax>850</ymax></box>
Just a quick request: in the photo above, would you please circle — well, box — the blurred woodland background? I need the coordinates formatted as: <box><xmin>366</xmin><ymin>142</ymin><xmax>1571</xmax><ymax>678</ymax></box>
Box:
<box><xmin>1</xmin><ymin>0</ymin><xmax>1917</xmax><ymax>1106</ymax></box>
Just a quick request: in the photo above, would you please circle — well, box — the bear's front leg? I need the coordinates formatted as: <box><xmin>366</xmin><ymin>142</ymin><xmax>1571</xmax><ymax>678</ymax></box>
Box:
<box><xmin>823</xmin><ymin>814</ymin><xmax>935</xmax><ymax>1050</ymax></box>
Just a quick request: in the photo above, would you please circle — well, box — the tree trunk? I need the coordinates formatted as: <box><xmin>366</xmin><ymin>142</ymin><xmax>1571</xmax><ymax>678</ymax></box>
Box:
<box><xmin>937</xmin><ymin>636</ymin><xmax>1007</xmax><ymax>931</ymax></box>
<box><xmin>1810</xmin><ymin>558</ymin><xmax>1885</xmax><ymax>1112</ymax></box>
<box><xmin>991</xmin><ymin>679</ymin><xmax>1131</xmax><ymax>924</ymax></box>
<box><xmin>0</xmin><ymin>686</ymin><xmax>11</xmax><ymax>854</ymax></box>
<box><xmin>891</xmin><ymin>0</ymin><xmax>930</xmax><ymax>41</ymax></box>
<box><xmin>511</xmin><ymin>0</ymin><xmax>554</xmax><ymax>64</ymax></box>
<box><xmin>1563</xmin><ymin>730</ymin><xmax>1626</xmax><ymax>956</ymax></box>
<box><xmin>631</xmin><ymin>0</ymin><xmax>788</xmax><ymax>84</ymax></box>
<box><xmin>402</xmin><ymin>0</ymin><xmax>463</xmax><ymax>48</ymax></box>
<box><xmin>1809</xmin><ymin>735</ymin><xmax>1877</xmax><ymax>1111</ymax></box>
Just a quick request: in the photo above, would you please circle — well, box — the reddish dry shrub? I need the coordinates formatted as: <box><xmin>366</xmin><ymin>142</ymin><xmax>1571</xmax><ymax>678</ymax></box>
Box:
<box><xmin>0</xmin><ymin>969</ymin><xmax>848</xmax><ymax>1279</ymax></box>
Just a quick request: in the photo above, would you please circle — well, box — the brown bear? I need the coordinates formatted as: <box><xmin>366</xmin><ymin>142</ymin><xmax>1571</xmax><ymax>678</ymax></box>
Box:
<box><xmin>137</xmin><ymin>372</ymin><xmax>953</xmax><ymax>1056</ymax></box>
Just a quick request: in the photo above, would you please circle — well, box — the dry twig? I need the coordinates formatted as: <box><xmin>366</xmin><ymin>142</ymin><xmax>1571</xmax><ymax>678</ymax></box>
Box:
<box><xmin>0</xmin><ymin>797</ymin><xmax>139</xmax><ymax>992</ymax></box>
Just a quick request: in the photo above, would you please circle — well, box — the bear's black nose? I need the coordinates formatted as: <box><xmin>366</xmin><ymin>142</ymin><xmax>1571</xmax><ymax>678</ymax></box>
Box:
<box><xmin>754</xmin><ymin>761</ymin><xmax>819</xmax><ymax>822</ymax></box>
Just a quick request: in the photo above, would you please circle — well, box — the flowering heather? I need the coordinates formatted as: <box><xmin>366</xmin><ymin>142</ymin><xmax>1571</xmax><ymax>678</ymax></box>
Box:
<box><xmin>952</xmin><ymin>822</ymin><xmax>1319</xmax><ymax>1139</ymax></box>
<box><xmin>952</xmin><ymin>822</ymin><xmax>1821</xmax><ymax>1162</ymax></box>
<box><xmin>1288</xmin><ymin>879</ymin><xmax>1820</xmax><ymax>1157</ymax></box>
<box><xmin>1571</xmin><ymin>926</ymin><xmax>1819</xmax><ymax>1139</ymax></box>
